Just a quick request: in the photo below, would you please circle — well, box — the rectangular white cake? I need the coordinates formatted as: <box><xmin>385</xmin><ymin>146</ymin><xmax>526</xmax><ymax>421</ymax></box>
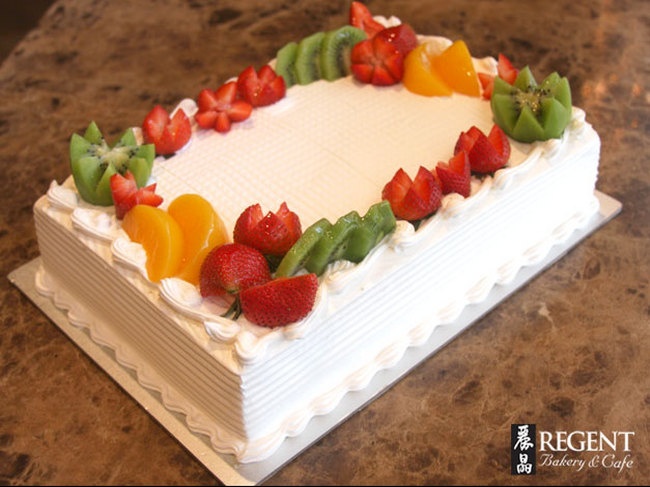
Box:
<box><xmin>32</xmin><ymin>32</ymin><xmax>600</xmax><ymax>464</ymax></box>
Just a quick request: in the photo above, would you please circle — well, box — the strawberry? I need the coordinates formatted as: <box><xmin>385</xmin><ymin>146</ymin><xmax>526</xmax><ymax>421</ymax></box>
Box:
<box><xmin>236</xmin><ymin>64</ymin><xmax>286</xmax><ymax>108</ymax></box>
<box><xmin>110</xmin><ymin>171</ymin><xmax>163</xmax><ymax>220</ymax></box>
<box><xmin>375</xmin><ymin>24</ymin><xmax>418</xmax><ymax>57</ymax></box>
<box><xmin>142</xmin><ymin>105</ymin><xmax>192</xmax><ymax>156</ymax></box>
<box><xmin>195</xmin><ymin>81</ymin><xmax>253</xmax><ymax>133</ymax></box>
<box><xmin>382</xmin><ymin>166</ymin><xmax>442</xmax><ymax>222</ymax></box>
<box><xmin>199</xmin><ymin>242</ymin><xmax>271</xmax><ymax>298</ymax></box>
<box><xmin>240</xmin><ymin>273</ymin><xmax>319</xmax><ymax>328</ymax></box>
<box><xmin>435</xmin><ymin>150</ymin><xmax>471</xmax><ymax>197</ymax></box>
<box><xmin>233</xmin><ymin>202</ymin><xmax>302</xmax><ymax>257</ymax></box>
<box><xmin>351</xmin><ymin>35</ymin><xmax>405</xmax><ymax>86</ymax></box>
<box><xmin>454</xmin><ymin>124</ymin><xmax>511</xmax><ymax>174</ymax></box>
<box><xmin>479</xmin><ymin>53</ymin><xmax>519</xmax><ymax>100</ymax></box>
<box><xmin>349</xmin><ymin>1</ymin><xmax>385</xmax><ymax>38</ymax></box>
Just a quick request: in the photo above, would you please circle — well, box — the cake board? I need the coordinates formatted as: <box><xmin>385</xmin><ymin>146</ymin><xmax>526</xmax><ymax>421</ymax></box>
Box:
<box><xmin>9</xmin><ymin>190</ymin><xmax>621</xmax><ymax>485</ymax></box>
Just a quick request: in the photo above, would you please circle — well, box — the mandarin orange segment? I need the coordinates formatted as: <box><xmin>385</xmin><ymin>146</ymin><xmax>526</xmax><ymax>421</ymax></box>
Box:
<box><xmin>167</xmin><ymin>193</ymin><xmax>229</xmax><ymax>285</ymax></box>
<box><xmin>431</xmin><ymin>40</ymin><xmax>481</xmax><ymax>97</ymax></box>
<box><xmin>402</xmin><ymin>43</ymin><xmax>452</xmax><ymax>97</ymax></box>
<box><xmin>122</xmin><ymin>204</ymin><xmax>184</xmax><ymax>282</ymax></box>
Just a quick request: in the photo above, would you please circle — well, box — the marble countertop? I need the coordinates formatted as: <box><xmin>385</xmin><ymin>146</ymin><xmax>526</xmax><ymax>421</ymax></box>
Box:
<box><xmin>1</xmin><ymin>0</ymin><xmax>648</xmax><ymax>485</ymax></box>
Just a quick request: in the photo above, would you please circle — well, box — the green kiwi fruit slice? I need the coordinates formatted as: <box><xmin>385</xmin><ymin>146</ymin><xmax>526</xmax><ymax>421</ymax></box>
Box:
<box><xmin>344</xmin><ymin>201</ymin><xmax>396</xmax><ymax>263</ymax></box>
<box><xmin>294</xmin><ymin>31</ymin><xmax>326</xmax><ymax>85</ymax></box>
<box><xmin>69</xmin><ymin>122</ymin><xmax>155</xmax><ymax>206</ymax></box>
<box><xmin>491</xmin><ymin>66</ymin><xmax>572</xmax><ymax>142</ymax></box>
<box><xmin>275</xmin><ymin>41</ymin><xmax>299</xmax><ymax>88</ymax></box>
<box><xmin>319</xmin><ymin>26</ymin><xmax>367</xmax><ymax>81</ymax></box>
<box><xmin>305</xmin><ymin>211</ymin><xmax>362</xmax><ymax>275</ymax></box>
<box><xmin>275</xmin><ymin>218</ymin><xmax>332</xmax><ymax>277</ymax></box>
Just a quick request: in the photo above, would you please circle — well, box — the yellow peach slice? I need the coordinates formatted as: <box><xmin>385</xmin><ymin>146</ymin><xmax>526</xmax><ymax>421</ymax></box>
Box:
<box><xmin>402</xmin><ymin>42</ymin><xmax>453</xmax><ymax>97</ymax></box>
<box><xmin>167</xmin><ymin>194</ymin><xmax>229</xmax><ymax>285</ymax></box>
<box><xmin>122</xmin><ymin>204</ymin><xmax>184</xmax><ymax>282</ymax></box>
<box><xmin>431</xmin><ymin>40</ymin><xmax>481</xmax><ymax>97</ymax></box>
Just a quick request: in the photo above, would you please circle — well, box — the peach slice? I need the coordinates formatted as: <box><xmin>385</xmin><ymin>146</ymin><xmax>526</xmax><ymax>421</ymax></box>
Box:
<box><xmin>122</xmin><ymin>204</ymin><xmax>184</xmax><ymax>282</ymax></box>
<box><xmin>431</xmin><ymin>40</ymin><xmax>481</xmax><ymax>97</ymax></box>
<box><xmin>402</xmin><ymin>42</ymin><xmax>453</xmax><ymax>97</ymax></box>
<box><xmin>167</xmin><ymin>194</ymin><xmax>229</xmax><ymax>285</ymax></box>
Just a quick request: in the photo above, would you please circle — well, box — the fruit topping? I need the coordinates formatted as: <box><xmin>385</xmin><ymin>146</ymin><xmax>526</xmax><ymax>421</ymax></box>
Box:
<box><xmin>478</xmin><ymin>53</ymin><xmax>518</xmax><ymax>100</ymax></box>
<box><xmin>402</xmin><ymin>43</ymin><xmax>453</xmax><ymax>97</ymax></box>
<box><xmin>382</xmin><ymin>166</ymin><xmax>442</xmax><ymax>222</ymax></box>
<box><xmin>320</xmin><ymin>26</ymin><xmax>368</xmax><ymax>81</ymax></box>
<box><xmin>142</xmin><ymin>104</ymin><xmax>191</xmax><ymax>156</ymax></box>
<box><xmin>110</xmin><ymin>171</ymin><xmax>163</xmax><ymax>220</ymax></box>
<box><xmin>343</xmin><ymin>200</ymin><xmax>396</xmax><ymax>263</ymax></box>
<box><xmin>275</xmin><ymin>41</ymin><xmax>299</xmax><ymax>88</ymax></box>
<box><xmin>236</xmin><ymin>65</ymin><xmax>286</xmax><ymax>108</ymax></box>
<box><xmin>454</xmin><ymin>124</ymin><xmax>511</xmax><ymax>174</ymax></box>
<box><xmin>491</xmin><ymin>66</ymin><xmax>572</xmax><ymax>142</ymax></box>
<box><xmin>375</xmin><ymin>24</ymin><xmax>418</xmax><ymax>57</ymax></box>
<box><xmin>239</xmin><ymin>273</ymin><xmax>319</xmax><ymax>328</ymax></box>
<box><xmin>305</xmin><ymin>210</ymin><xmax>363</xmax><ymax>276</ymax></box>
<box><xmin>195</xmin><ymin>81</ymin><xmax>253</xmax><ymax>133</ymax></box>
<box><xmin>294</xmin><ymin>31</ymin><xmax>326</xmax><ymax>85</ymax></box>
<box><xmin>70</xmin><ymin>121</ymin><xmax>155</xmax><ymax>206</ymax></box>
<box><xmin>351</xmin><ymin>34</ymin><xmax>405</xmax><ymax>86</ymax></box>
<box><xmin>167</xmin><ymin>194</ymin><xmax>229</xmax><ymax>286</ymax></box>
<box><xmin>435</xmin><ymin>150</ymin><xmax>471</xmax><ymax>197</ymax></box>
<box><xmin>275</xmin><ymin>201</ymin><xmax>396</xmax><ymax>278</ymax></box>
<box><xmin>199</xmin><ymin>242</ymin><xmax>271</xmax><ymax>298</ymax></box>
<box><xmin>431</xmin><ymin>40</ymin><xmax>481</xmax><ymax>97</ymax></box>
<box><xmin>349</xmin><ymin>1</ymin><xmax>385</xmax><ymax>38</ymax></box>
<box><xmin>233</xmin><ymin>202</ymin><xmax>302</xmax><ymax>258</ymax></box>
<box><xmin>122</xmin><ymin>204</ymin><xmax>184</xmax><ymax>282</ymax></box>
<box><xmin>275</xmin><ymin>218</ymin><xmax>332</xmax><ymax>278</ymax></box>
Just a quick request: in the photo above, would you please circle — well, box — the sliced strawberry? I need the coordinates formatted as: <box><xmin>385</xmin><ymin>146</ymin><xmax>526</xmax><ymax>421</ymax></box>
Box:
<box><xmin>479</xmin><ymin>53</ymin><xmax>518</xmax><ymax>100</ymax></box>
<box><xmin>351</xmin><ymin>35</ymin><xmax>405</xmax><ymax>86</ymax></box>
<box><xmin>240</xmin><ymin>273</ymin><xmax>319</xmax><ymax>328</ymax></box>
<box><xmin>199</xmin><ymin>242</ymin><xmax>271</xmax><ymax>298</ymax></box>
<box><xmin>375</xmin><ymin>24</ymin><xmax>418</xmax><ymax>57</ymax></box>
<box><xmin>233</xmin><ymin>202</ymin><xmax>302</xmax><ymax>256</ymax></box>
<box><xmin>478</xmin><ymin>72</ymin><xmax>495</xmax><ymax>100</ymax></box>
<box><xmin>195</xmin><ymin>81</ymin><xmax>253</xmax><ymax>133</ymax></box>
<box><xmin>142</xmin><ymin>105</ymin><xmax>192</xmax><ymax>156</ymax></box>
<box><xmin>454</xmin><ymin>124</ymin><xmax>511</xmax><ymax>174</ymax></box>
<box><xmin>109</xmin><ymin>171</ymin><xmax>163</xmax><ymax>220</ymax></box>
<box><xmin>349</xmin><ymin>1</ymin><xmax>385</xmax><ymax>38</ymax></box>
<box><xmin>497</xmin><ymin>53</ymin><xmax>518</xmax><ymax>84</ymax></box>
<box><xmin>236</xmin><ymin>64</ymin><xmax>286</xmax><ymax>108</ymax></box>
<box><xmin>382</xmin><ymin>166</ymin><xmax>442</xmax><ymax>221</ymax></box>
<box><xmin>435</xmin><ymin>150</ymin><xmax>471</xmax><ymax>197</ymax></box>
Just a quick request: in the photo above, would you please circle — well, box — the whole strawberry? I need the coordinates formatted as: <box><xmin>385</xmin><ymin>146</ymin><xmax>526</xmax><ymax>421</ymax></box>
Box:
<box><xmin>199</xmin><ymin>243</ymin><xmax>271</xmax><ymax>298</ymax></box>
<box><xmin>240</xmin><ymin>273</ymin><xmax>319</xmax><ymax>328</ymax></box>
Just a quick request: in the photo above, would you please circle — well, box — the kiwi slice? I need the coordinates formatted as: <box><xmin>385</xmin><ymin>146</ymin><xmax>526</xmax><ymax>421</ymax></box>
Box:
<box><xmin>491</xmin><ymin>66</ymin><xmax>572</xmax><ymax>142</ymax></box>
<box><xmin>275</xmin><ymin>41</ymin><xmax>299</xmax><ymax>88</ymax></box>
<box><xmin>319</xmin><ymin>26</ymin><xmax>367</xmax><ymax>81</ymax></box>
<box><xmin>344</xmin><ymin>201</ymin><xmax>396</xmax><ymax>263</ymax></box>
<box><xmin>69</xmin><ymin>121</ymin><xmax>155</xmax><ymax>206</ymax></box>
<box><xmin>305</xmin><ymin>211</ymin><xmax>362</xmax><ymax>275</ymax></box>
<box><xmin>275</xmin><ymin>218</ymin><xmax>332</xmax><ymax>277</ymax></box>
<box><xmin>294</xmin><ymin>31</ymin><xmax>325</xmax><ymax>85</ymax></box>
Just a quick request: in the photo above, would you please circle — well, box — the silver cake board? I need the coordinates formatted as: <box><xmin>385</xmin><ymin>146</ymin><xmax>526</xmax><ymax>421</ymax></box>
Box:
<box><xmin>9</xmin><ymin>190</ymin><xmax>621</xmax><ymax>485</ymax></box>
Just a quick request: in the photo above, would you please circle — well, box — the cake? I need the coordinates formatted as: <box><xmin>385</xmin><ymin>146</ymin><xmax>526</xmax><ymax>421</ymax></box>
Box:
<box><xmin>32</xmin><ymin>3</ymin><xmax>600</xmax><ymax>466</ymax></box>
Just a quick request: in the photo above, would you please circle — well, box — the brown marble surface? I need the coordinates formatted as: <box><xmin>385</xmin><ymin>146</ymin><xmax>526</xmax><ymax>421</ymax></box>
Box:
<box><xmin>1</xmin><ymin>0</ymin><xmax>648</xmax><ymax>485</ymax></box>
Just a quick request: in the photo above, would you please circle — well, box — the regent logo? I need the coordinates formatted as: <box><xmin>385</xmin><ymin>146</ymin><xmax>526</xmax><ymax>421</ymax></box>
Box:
<box><xmin>511</xmin><ymin>425</ymin><xmax>635</xmax><ymax>475</ymax></box>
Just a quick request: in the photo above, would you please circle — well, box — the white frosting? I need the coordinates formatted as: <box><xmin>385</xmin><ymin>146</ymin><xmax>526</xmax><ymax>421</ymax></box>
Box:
<box><xmin>32</xmin><ymin>31</ymin><xmax>601</xmax><ymax>463</ymax></box>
